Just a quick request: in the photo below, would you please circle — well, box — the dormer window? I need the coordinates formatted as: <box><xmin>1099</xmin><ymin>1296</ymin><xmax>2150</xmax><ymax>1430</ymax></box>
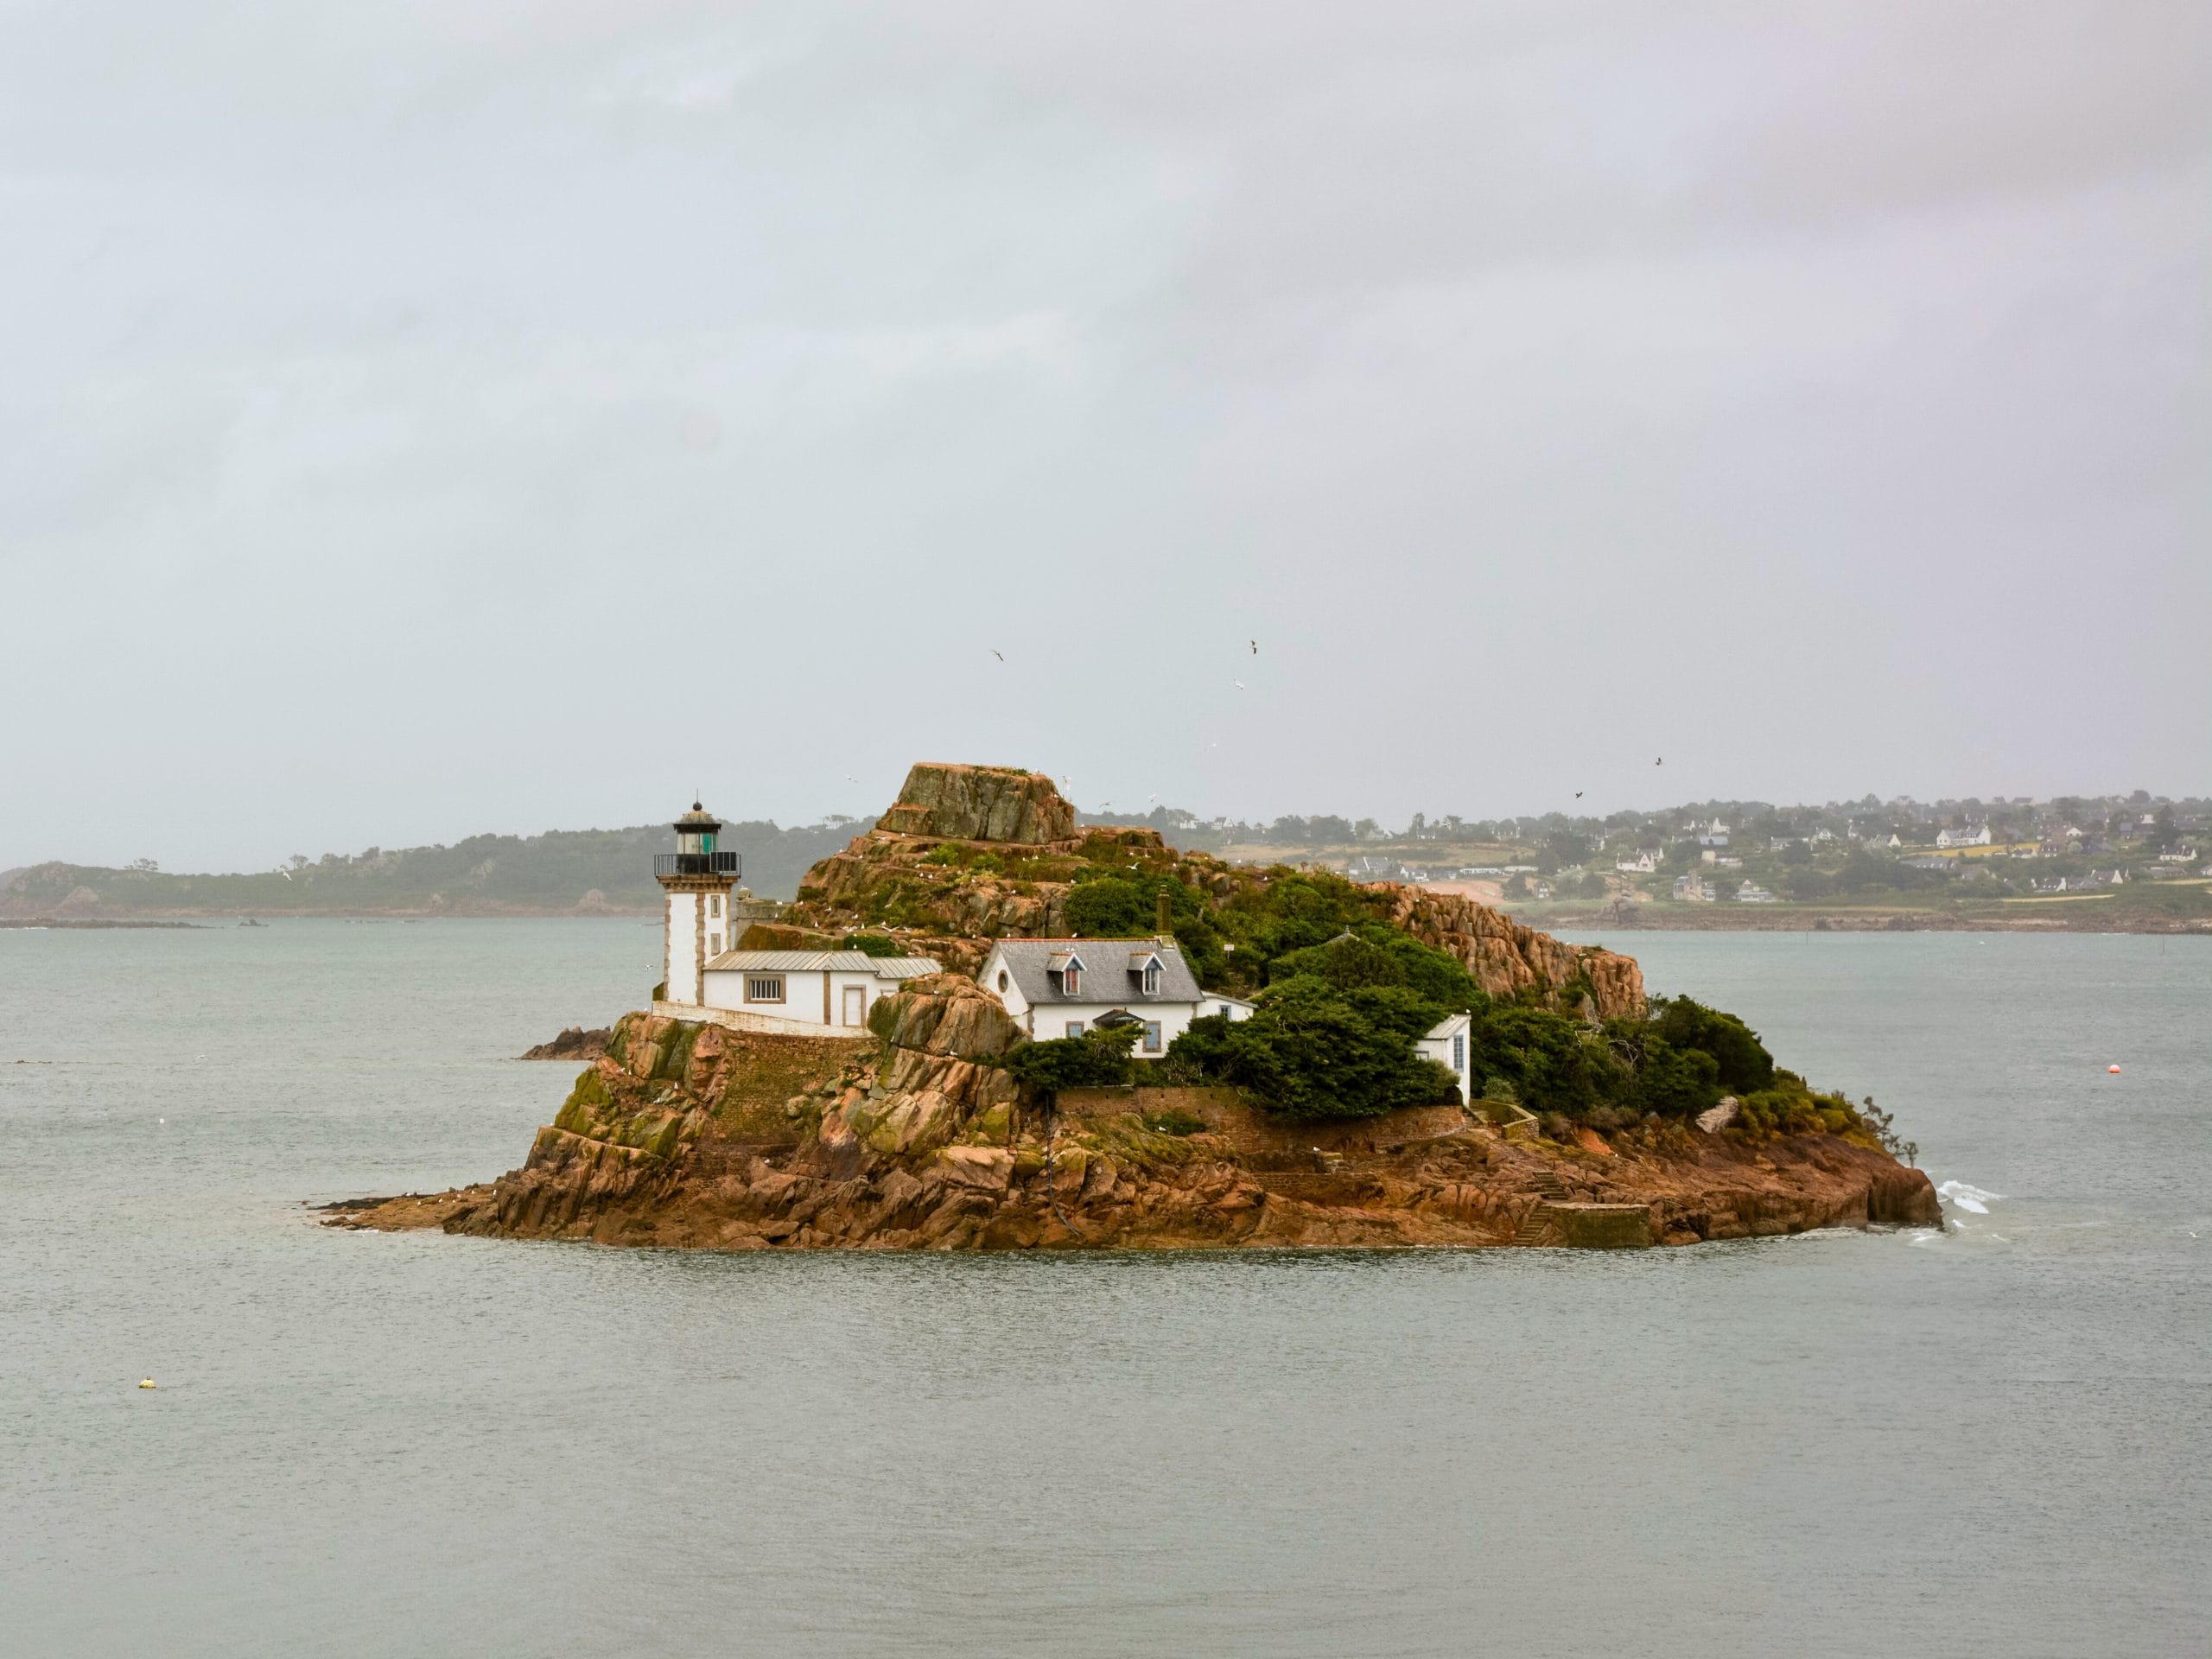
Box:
<box><xmin>1143</xmin><ymin>961</ymin><xmax>1160</xmax><ymax>995</ymax></box>
<box><xmin>1046</xmin><ymin>950</ymin><xmax>1084</xmax><ymax>997</ymax></box>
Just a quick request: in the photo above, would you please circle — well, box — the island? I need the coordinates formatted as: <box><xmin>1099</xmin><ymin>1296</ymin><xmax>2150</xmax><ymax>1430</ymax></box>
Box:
<box><xmin>328</xmin><ymin>764</ymin><xmax>1940</xmax><ymax>1250</ymax></box>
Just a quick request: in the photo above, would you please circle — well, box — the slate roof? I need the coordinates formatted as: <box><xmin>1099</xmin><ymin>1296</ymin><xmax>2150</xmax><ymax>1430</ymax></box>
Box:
<box><xmin>984</xmin><ymin>938</ymin><xmax>1205</xmax><ymax>1006</ymax></box>
<box><xmin>703</xmin><ymin>950</ymin><xmax>943</xmax><ymax>977</ymax></box>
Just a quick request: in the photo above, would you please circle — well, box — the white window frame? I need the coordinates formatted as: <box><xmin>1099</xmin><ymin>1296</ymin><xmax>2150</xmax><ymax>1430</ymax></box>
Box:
<box><xmin>1142</xmin><ymin>961</ymin><xmax>1160</xmax><ymax>995</ymax></box>
<box><xmin>1064</xmin><ymin>967</ymin><xmax>1081</xmax><ymax>995</ymax></box>
<box><xmin>1065</xmin><ymin>1020</ymin><xmax>1084</xmax><ymax>1039</ymax></box>
<box><xmin>745</xmin><ymin>975</ymin><xmax>785</xmax><ymax>1004</ymax></box>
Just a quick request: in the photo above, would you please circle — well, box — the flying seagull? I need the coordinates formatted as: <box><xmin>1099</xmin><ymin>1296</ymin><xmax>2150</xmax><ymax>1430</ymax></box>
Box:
<box><xmin>991</xmin><ymin>650</ymin><xmax>1004</xmax><ymax>661</ymax></box>
<box><xmin>1656</xmin><ymin>756</ymin><xmax>1663</xmax><ymax>766</ymax></box>
<box><xmin>1234</xmin><ymin>678</ymin><xmax>1246</xmax><ymax>690</ymax></box>
<box><xmin>1249</xmin><ymin>639</ymin><xmax>1257</xmax><ymax>654</ymax></box>
<box><xmin>1574</xmin><ymin>791</ymin><xmax>1583</xmax><ymax>798</ymax></box>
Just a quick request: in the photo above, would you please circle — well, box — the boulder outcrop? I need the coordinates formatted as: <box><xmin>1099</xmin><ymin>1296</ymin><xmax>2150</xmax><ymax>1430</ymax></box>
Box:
<box><xmin>329</xmin><ymin>979</ymin><xmax>1939</xmax><ymax>1253</ymax></box>
<box><xmin>873</xmin><ymin>763</ymin><xmax>1077</xmax><ymax>844</ymax></box>
<box><xmin>1370</xmin><ymin>884</ymin><xmax>1646</xmax><ymax>1019</ymax></box>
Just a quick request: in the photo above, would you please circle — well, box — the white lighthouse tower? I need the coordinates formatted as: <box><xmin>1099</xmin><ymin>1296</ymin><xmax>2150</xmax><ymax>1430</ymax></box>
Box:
<box><xmin>656</xmin><ymin>801</ymin><xmax>741</xmax><ymax>1007</ymax></box>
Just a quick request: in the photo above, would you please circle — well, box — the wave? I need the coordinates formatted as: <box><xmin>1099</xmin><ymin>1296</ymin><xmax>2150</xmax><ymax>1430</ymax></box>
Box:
<box><xmin>1936</xmin><ymin>1179</ymin><xmax>2003</xmax><ymax>1215</ymax></box>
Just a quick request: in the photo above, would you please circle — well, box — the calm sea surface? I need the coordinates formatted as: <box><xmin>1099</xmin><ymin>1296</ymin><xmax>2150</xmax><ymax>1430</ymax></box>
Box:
<box><xmin>3</xmin><ymin>921</ymin><xmax>2208</xmax><ymax>1657</ymax></box>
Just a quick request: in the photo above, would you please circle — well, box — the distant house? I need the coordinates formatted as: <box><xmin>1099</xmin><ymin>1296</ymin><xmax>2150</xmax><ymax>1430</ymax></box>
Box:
<box><xmin>1615</xmin><ymin>850</ymin><xmax>1659</xmax><ymax>874</ymax></box>
<box><xmin>1899</xmin><ymin>856</ymin><xmax>1954</xmax><ymax>872</ymax></box>
<box><xmin>1810</xmin><ymin>829</ymin><xmax>1837</xmax><ymax>844</ymax></box>
<box><xmin>1735</xmin><ymin>882</ymin><xmax>1778</xmax><ymax>903</ymax></box>
<box><xmin>1673</xmin><ymin>873</ymin><xmax>1713</xmax><ymax>903</ymax></box>
<box><xmin>1414</xmin><ymin>1012</ymin><xmax>1475</xmax><ymax>1103</ymax></box>
<box><xmin>1696</xmin><ymin>818</ymin><xmax>1731</xmax><ymax>849</ymax></box>
<box><xmin>976</xmin><ymin>937</ymin><xmax>1229</xmax><ymax>1055</ymax></box>
<box><xmin>1936</xmin><ymin>824</ymin><xmax>1993</xmax><ymax>849</ymax></box>
<box><xmin>1770</xmin><ymin>836</ymin><xmax>1796</xmax><ymax>852</ymax></box>
<box><xmin>2158</xmin><ymin>848</ymin><xmax>2200</xmax><ymax>864</ymax></box>
<box><xmin>1885</xmin><ymin>833</ymin><xmax>1903</xmax><ymax>849</ymax></box>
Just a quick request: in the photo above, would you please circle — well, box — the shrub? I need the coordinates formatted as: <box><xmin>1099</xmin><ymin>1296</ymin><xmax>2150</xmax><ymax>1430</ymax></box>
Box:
<box><xmin>1269</xmin><ymin>927</ymin><xmax>1488</xmax><ymax>1012</ymax></box>
<box><xmin>1473</xmin><ymin>1005</ymin><xmax>1631</xmax><ymax>1117</ymax></box>
<box><xmin>1164</xmin><ymin>977</ymin><xmax>1459</xmax><ymax>1122</ymax></box>
<box><xmin>1648</xmin><ymin>997</ymin><xmax>1775</xmax><ymax>1092</ymax></box>
<box><xmin>1141</xmin><ymin>1108</ymin><xmax>1208</xmax><ymax>1137</ymax></box>
<box><xmin>1002</xmin><ymin>1024</ymin><xmax>1141</xmax><ymax>1098</ymax></box>
<box><xmin>841</xmin><ymin>933</ymin><xmax>906</xmax><ymax>957</ymax></box>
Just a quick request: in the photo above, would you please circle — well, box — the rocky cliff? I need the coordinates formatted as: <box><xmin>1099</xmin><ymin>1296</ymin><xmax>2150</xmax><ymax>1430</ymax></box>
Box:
<box><xmin>329</xmin><ymin>977</ymin><xmax>1939</xmax><ymax>1252</ymax></box>
<box><xmin>783</xmin><ymin>763</ymin><xmax>1644</xmax><ymax>1015</ymax></box>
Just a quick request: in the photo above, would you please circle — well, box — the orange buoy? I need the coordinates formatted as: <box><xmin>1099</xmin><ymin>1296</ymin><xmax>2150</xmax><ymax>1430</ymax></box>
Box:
<box><xmin>2107</xmin><ymin>1065</ymin><xmax>2122</xmax><ymax>1074</ymax></box>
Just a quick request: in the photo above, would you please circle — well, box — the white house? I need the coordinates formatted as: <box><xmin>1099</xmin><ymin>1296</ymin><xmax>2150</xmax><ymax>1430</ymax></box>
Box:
<box><xmin>1696</xmin><ymin>818</ymin><xmax>1731</xmax><ymax>849</ymax></box>
<box><xmin>1616</xmin><ymin>850</ymin><xmax>1658</xmax><ymax>874</ymax></box>
<box><xmin>1936</xmin><ymin>824</ymin><xmax>1993</xmax><ymax>849</ymax></box>
<box><xmin>976</xmin><ymin>938</ymin><xmax>1237</xmax><ymax>1056</ymax></box>
<box><xmin>1735</xmin><ymin>881</ymin><xmax>1778</xmax><ymax>903</ymax></box>
<box><xmin>1414</xmin><ymin>1011</ymin><xmax>1474</xmax><ymax>1103</ymax></box>
<box><xmin>697</xmin><ymin>950</ymin><xmax>944</xmax><ymax>1032</ymax></box>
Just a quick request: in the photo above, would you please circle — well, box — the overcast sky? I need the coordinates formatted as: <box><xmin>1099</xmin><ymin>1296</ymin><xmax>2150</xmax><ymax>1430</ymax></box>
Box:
<box><xmin>3</xmin><ymin>2</ymin><xmax>2205</xmax><ymax>871</ymax></box>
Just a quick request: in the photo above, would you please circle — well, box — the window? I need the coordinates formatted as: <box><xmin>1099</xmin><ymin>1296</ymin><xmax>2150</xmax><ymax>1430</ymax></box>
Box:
<box><xmin>745</xmin><ymin>976</ymin><xmax>785</xmax><ymax>1003</ymax></box>
<box><xmin>997</xmin><ymin>969</ymin><xmax>1009</xmax><ymax>992</ymax></box>
<box><xmin>709</xmin><ymin>933</ymin><xmax>721</xmax><ymax>956</ymax></box>
<box><xmin>1064</xmin><ymin>966</ymin><xmax>1080</xmax><ymax>995</ymax></box>
<box><xmin>709</xmin><ymin>894</ymin><xmax>721</xmax><ymax>917</ymax></box>
<box><xmin>1143</xmin><ymin>1021</ymin><xmax>1162</xmax><ymax>1053</ymax></box>
<box><xmin>1142</xmin><ymin>961</ymin><xmax>1160</xmax><ymax>994</ymax></box>
<box><xmin>1065</xmin><ymin>1020</ymin><xmax>1084</xmax><ymax>1039</ymax></box>
<box><xmin>1452</xmin><ymin>1033</ymin><xmax>1465</xmax><ymax>1071</ymax></box>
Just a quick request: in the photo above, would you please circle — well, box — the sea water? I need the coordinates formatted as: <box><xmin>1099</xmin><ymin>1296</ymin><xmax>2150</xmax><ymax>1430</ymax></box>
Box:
<box><xmin>3</xmin><ymin>921</ymin><xmax>2207</xmax><ymax>1657</ymax></box>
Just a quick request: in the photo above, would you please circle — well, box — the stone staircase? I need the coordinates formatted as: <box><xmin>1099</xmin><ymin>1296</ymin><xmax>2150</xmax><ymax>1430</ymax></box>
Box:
<box><xmin>1511</xmin><ymin>1169</ymin><xmax>1569</xmax><ymax>1245</ymax></box>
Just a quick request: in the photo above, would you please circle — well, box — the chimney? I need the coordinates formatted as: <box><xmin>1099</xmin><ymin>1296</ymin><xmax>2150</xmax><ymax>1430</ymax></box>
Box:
<box><xmin>1155</xmin><ymin>888</ymin><xmax>1173</xmax><ymax>938</ymax></box>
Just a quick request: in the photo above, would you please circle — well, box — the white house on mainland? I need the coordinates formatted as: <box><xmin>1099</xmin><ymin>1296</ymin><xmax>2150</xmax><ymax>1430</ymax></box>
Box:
<box><xmin>1616</xmin><ymin>850</ymin><xmax>1659</xmax><ymax>874</ymax></box>
<box><xmin>976</xmin><ymin>938</ymin><xmax>1243</xmax><ymax>1055</ymax></box>
<box><xmin>1414</xmin><ymin>1011</ymin><xmax>1474</xmax><ymax>1103</ymax></box>
<box><xmin>1936</xmin><ymin>823</ymin><xmax>1993</xmax><ymax>849</ymax></box>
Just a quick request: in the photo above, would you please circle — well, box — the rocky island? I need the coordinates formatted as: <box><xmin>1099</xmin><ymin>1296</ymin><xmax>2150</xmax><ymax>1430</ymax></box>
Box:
<box><xmin>331</xmin><ymin>764</ymin><xmax>1939</xmax><ymax>1251</ymax></box>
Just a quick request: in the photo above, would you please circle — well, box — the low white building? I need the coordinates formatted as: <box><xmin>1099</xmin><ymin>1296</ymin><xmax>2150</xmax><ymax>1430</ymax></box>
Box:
<box><xmin>1195</xmin><ymin>991</ymin><xmax>1258</xmax><ymax>1022</ymax></box>
<box><xmin>1936</xmin><ymin>824</ymin><xmax>1993</xmax><ymax>849</ymax></box>
<box><xmin>1616</xmin><ymin>850</ymin><xmax>1658</xmax><ymax>874</ymax></box>
<box><xmin>699</xmin><ymin>950</ymin><xmax>944</xmax><ymax>1032</ymax></box>
<box><xmin>1414</xmin><ymin>1011</ymin><xmax>1474</xmax><ymax>1103</ymax></box>
<box><xmin>976</xmin><ymin>938</ymin><xmax>1235</xmax><ymax>1056</ymax></box>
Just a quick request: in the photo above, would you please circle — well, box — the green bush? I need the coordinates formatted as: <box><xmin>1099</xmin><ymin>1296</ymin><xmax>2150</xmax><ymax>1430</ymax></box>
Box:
<box><xmin>1268</xmin><ymin>928</ymin><xmax>1488</xmax><ymax>1012</ymax></box>
<box><xmin>1002</xmin><ymin>1024</ymin><xmax>1141</xmax><ymax>1097</ymax></box>
<box><xmin>841</xmin><ymin>933</ymin><xmax>907</xmax><ymax>957</ymax></box>
<box><xmin>1648</xmin><ymin>996</ymin><xmax>1774</xmax><ymax>1092</ymax></box>
<box><xmin>1141</xmin><ymin>1108</ymin><xmax>1209</xmax><ymax>1137</ymax></box>
<box><xmin>1164</xmin><ymin>976</ymin><xmax>1459</xmax><ymax>1121</ymax></box>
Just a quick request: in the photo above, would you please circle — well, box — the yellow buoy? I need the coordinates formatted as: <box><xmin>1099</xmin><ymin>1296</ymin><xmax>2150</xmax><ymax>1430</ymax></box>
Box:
<box><xmin>138</xmin><ymin>1378</ymin><xmax>156</xmax><ymax>1389</ymax></box>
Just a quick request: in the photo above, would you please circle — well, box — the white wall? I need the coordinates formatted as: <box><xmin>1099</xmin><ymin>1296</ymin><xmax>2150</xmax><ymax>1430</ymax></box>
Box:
<box><xmin>664</xmin><ymin>891</ymin><xmax>699</xmax><ymax>1005</ymax></box>
<box><xmin>1018</xmin><ymin>1002</ymin><xmax>1196</xmax><ymax>1054</ymax></box>
<box><xmin>1414</xmin><ymin>1024</ymin><xmax>1472</xmax><ymax>1103</ymax></box>
<box><xmin>700</xmin><ymin>969</ymin><xmax>899</xmax><ymax>1030</ymax></box>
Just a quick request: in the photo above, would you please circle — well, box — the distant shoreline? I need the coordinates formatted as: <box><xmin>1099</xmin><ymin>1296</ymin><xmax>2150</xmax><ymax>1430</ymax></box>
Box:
<box><xmin>1514</xmin><ymin>903</ymin><xmax>2212</xmax><ymax>937</ymax></box>
<box><xmin>0</xmin><ymin>918</ymin><xmax>206</xmax><ymax>930</ymax></box>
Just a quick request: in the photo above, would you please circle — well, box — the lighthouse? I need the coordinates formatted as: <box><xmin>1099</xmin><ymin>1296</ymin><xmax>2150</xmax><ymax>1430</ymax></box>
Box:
<box><xmin>656</xmin><ymin>801</ymin><xmax>741</xmax><ymax>1007</ymax></box>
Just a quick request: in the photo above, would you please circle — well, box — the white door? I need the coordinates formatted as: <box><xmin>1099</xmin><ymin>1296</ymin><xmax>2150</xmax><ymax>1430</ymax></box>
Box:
<box><xmin>842</xmin><ymin>985</ymin><xmax>867</xmax><ymax>1027</ymax></box>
